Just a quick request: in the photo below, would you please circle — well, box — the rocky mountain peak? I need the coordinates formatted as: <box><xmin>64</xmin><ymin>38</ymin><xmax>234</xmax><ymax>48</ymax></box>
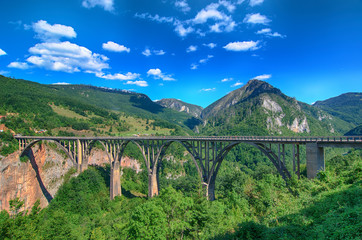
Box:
<box><xmin>156</xmin><ymin>98</ymin><xmax>203</xmax><ymax>118</ymax></box>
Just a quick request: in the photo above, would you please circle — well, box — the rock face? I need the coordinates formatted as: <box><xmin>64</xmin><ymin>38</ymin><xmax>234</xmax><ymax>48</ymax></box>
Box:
<box><xmin>156</xmin><ymin>98</ymin><xmax>203</xmax><ymax>118</ymax></box>
<box><xmin>0</xmin><ymin>144</ymin><xmax>74</xmax><ymax>212</ymax></box>
<box><xmin>0</xmin><ymin>145</ymin><xmax>142</xmax><ymax>212</ymax></box>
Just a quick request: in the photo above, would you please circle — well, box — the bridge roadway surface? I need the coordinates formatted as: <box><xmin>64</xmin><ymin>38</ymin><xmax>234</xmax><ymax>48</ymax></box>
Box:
<box><xmin>15</xmin><ymin>135</ymin><xmax>362</xmax><ymax>200</ymax></box>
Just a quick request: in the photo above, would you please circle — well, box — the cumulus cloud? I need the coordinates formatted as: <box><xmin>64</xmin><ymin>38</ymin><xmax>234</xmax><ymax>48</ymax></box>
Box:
<box><xmin>125</xmin><ymin>80</ymin><xmax>148</xmax><ymax>87</ymax></box>
<box><xmin>82</xmin><ymin>0</ymin><xmax>114</xmax><ymax>12</ymax></box>
<box><xmin>102</xmin><ymin>41</ymin><xmax>130</xmax><ymax>53</ymax></box>
<box><xmin>147</xmin><ymin>68</ymin><xmax>175</xmax><ymax>81</ymax></box>
<box><xmin>174</xmin><ymin>21</ymin><xmax>194</xmax><ymax>37</ymax></box>
<box><xmin>256</xmin><ymin>28</ymin><xmax>285</xmax><ymax>38</ymax></box>
<box><xmin>203</xmin><ymin>43</ymin><xmax>217</xmax><ymax>49</ymax></box>
<box><xmin>253</xmin><ymin>74</ymin><xmax>271</xmax><ymax>80</ymax></box>
<box><xmin>249</xmin><ymin>0</ymin><xmax>264</xmax><ymax>7</ymax></box>
<box><xmin>32</xmin><ymin>20</ymin><xmax>77</xmax><ymax>41</ymax></box>
<box><xmin>199</xmin><ymin>55</ymin><xmax>213</xmax><ymax>63</ymax></box>
<box><xmin>190</xmin><ymin>64</ymin><xmax>198</xmax><ymax>70</ymax></box>
<box><xmin>175</xmin><ymin>0</ymin><xmax>190</xmax><ymax>13</ymax></box>
<box><xmin>200</xmin><ymin>88</ymin><xmax>216</xmax><ymax>92</ymax></box>
<box><xmin>8</xmin><ymin>62</ymin><xmax>30</xmax><ymax>70</ymax></box>
<box><xmin>232</xmin><ymin>82</ymin><xmax>243</xmax><ymax>87</ymax></box>
<box><xmin>27</xmin><ymin>41</ymin><xmax>109</xmax><ymax>73</ymax></box>
<box><xmin>96</xmin><ymin>72</ymin><xmax>140</xmax><ymax>80</ymax></box>
<box><xmin>194</xmin><ymin>8</ymin><xmax>225</xmax><ymax>24</ymax></box>
<box><xmin>0</xmin><ymin>49</ymin><xmax>7</xmax><ymax>56</ymax></box>
<box><xmin>243</xmin><ymin>13</ymin><xmax>271</xmax><ymax>25</ymax></box>
<box><xmin>142</xmin><ymin>48</ymin><xmax>166</xmax><ymax>56</ymax></box>
<box><xmin>186</xmin><ymin>45</ymin><xmax>198</xmax><ymax>52</ymax></box>
<box><xmin>223</xmin><ymin>41</ymin><xmax>260</xmax><ymax>51</ymax></box>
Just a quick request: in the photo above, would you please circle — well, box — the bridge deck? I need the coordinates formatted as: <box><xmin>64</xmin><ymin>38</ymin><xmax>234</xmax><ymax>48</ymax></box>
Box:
<box><xmin>14</xmin><ymin>135</ymin><xmax>362</xmax><ymax>146</ymax></box>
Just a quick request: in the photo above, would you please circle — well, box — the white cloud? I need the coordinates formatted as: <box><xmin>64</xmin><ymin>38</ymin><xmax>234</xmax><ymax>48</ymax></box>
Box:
<box><xmin>82</xmin><ymin>0</ymin><xmax>114</xmax><ymax>12</ymax></box>
<box><xmin>256</xmin><ymin>28</ymin><xmax>285</xmax><ymax>38</ymax></box>
<box><xmin>147</xmin><ymin>68</ymin><xmax>175</xmax><ymax>81</ymax></box>
<box><xmin>194</xmin><ymin>8</ymin><xmax>225</xmax><ymax>24</ymax></box>
<box><xmin>175</xmin><ymin>0</ymin><xmax>190</xmax><ymax>13</ymax></box>
<box><xmin>253</xmin><ymin>74</ymin><xmax>271</xmax><ymax>80</ymax></box>
<box><xmin>200</xmin><ymin>88</ymin><xmax>216</xmax><ymax>92</ymax></box>
<box><xmin>154</xmin><ymin>50</ymin><xmax>166</xmax><ymax>55</ymax></box>
<box><xmin>203</xmin><ymin>43</ymin><xmax>217</xmax><ymax>49</ymax></box>
<box><xmin>186</xmin><ymin>45</ymin><xmax>198</xmax><ymax>52</ymax></box>
<box><xmin>232</xmin><ymin>82</ymin><xmax>243</xmax><ymax>87</ymax></box>
<box><xmin>52</xmin><ymin>82</ymin><xmax>71</xmax><ymax>85</ymax></box>
<box><xmin>135</xmin><ymin>13</ymin><xmax>174</xmax><ymax>23</ymax></box>
<box><xmin>102</xmin><ymin>41</ymin><xmax>130</xmax><ymax>53</ymax></box>
<box><xmin>199</xmin><ymin>55</ymin><xmax>213</xmax><ymax>63</ymax></box>
<box><xmin>221</xmin><ymin>77</ymin><xmax>233</xmax><ymax>82</ymax></box>
<box><xmin>223</xmin><ymin>41</ymin><xmax>260</xmax><ymax>51</ymax></box>
<box><xmin>0</xmin><ymin>49</ymin><xmax>7</xmax><ymax>56</ymax></box>
<box><xmin>249</xmin><ymin>0</ymin><xmax>264</xmax><ymax>7</ymax></box>
<box><xmin>190</xmin><ymin>63</ymin><xmax>198</xmax><ymax>70</ymax></box>
<box><xmin>8</xmin><ymin>62</ymin><xmax>30</xmax><ymax>70</ymax></box>
<box><xmin>32</xmin><ymin>20</ymin><xmax>77</xmax><ymax>41</ymax></box>
<box><xmin>96</xmin><ymin>72</ymin><xmax>140</xmax><ymax>80</ymax></box>
<box><xmin>27</xmin><ymin>41</ymin><xmax>109</xmax><ymax>73</ymax></box>
<box><xmin>174</xmin><ymin>21</ymin><xmax>194</xmax><ymax>37</ymax></box>
<box><xmin>142</xmin><ymin>48</ymin><xmax>152</xmax><ymax>57</ymax></box>
<box><xmin>243</xmin><ymin>13</ymin><xmax>271</xmax><ymax>25</ymax></box>
<box><xmin>142</xmin><ymin>48</ymin><xmax>166</xmax><ymax>56</ymax></box>
<box><xmin>219</xmin><ymin>0</ymin><xmax>236</xmax><ymax>12</ymax></box>
<box><xmin>125</xmin><ymin>80</ymin><xmax>148</xmax><ymax>87</ymax></box>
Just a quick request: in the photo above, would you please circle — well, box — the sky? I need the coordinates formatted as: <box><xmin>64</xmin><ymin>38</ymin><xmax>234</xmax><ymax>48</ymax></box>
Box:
<box><xmin>0</xmin><ymin>0</ymin><xmax>361</xmax><ymax>108</ymax></box>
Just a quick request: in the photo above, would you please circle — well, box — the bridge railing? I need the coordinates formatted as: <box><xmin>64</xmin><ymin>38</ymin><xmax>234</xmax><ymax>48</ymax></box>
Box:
<box><xmin>14</xmin><ymin>135</ymin><xmax>362</xmax><ymax>143</ymax></box>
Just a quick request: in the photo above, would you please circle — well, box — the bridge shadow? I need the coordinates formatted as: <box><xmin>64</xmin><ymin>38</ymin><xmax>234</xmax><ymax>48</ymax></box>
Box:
<box><xmin>91</xmin><ymin>165</ymin><xmax>139</xmax><ymax>199</ymax></box>
<box><xmin>25</xmin><ymin>148</ymin><xmax>53</xmax><ymax>203</ymax></box>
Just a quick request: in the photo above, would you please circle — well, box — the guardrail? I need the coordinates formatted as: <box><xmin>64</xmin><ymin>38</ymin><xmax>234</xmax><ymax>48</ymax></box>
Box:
<box><xmin>14</xmin><ymin>135</ymin><xmax>362</xmax><ymax>143</ymax></box>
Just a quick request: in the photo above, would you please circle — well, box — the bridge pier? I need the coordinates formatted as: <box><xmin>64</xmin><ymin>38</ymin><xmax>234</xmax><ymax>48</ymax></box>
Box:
<box><xmin>306</xmin><ymin>143</ymin><xmax>325</xmax><ymax>179</ymax></box>
<box><xmin>110</xmin><ymin>161</ymin><xmax>121</xmax><ymax>199</ymax></box>
<box><xmin>148</xmin><ymin>171</ymin><xmax>159</xmax><ymax>198</ymax></box>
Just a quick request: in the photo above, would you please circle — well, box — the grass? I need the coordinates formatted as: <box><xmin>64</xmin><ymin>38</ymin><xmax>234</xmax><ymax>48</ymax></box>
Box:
<box><xmin>50</xmin><ymin>105</ymin><xmax>88</xmax><ymax>120</ymax></box>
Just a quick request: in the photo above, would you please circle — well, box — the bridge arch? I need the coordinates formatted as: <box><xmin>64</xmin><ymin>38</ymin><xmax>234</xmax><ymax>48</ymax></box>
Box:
<box><xmin>85</xmin><ymin>140</ymin><xmax>113</xmax><ymax>165</ymax></box>
<box><xmin>20</xmin><ymin>139</ymin><xmax>76</xmax><ymax>166</ymax></box>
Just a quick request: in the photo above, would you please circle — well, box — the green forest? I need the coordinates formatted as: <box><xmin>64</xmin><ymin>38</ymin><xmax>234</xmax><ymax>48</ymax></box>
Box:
<box><xmin>0</xmin><ymin>147</ymin><xmax>361</xmax><ymax>239</ymax></box>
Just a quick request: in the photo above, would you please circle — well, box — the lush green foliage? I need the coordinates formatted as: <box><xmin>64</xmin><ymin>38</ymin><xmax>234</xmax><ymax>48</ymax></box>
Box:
<box><xmin>0</xmin><ymin>150</ymin><xmax>360</xmax><ymax>239</ymax></box>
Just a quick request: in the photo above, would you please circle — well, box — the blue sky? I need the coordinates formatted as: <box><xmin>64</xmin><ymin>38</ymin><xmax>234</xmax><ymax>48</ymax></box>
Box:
<box><xmin>0</xmin><ymin>0</ymin><xmax>361</xmax><ymax>108</ymax></box>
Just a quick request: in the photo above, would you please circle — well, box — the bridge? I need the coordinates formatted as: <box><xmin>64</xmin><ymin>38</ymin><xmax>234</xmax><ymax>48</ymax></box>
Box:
<box><xmin>15</xmin><ymin>135</ymin><xmax>362</xmax><ymax>200</ymax></box>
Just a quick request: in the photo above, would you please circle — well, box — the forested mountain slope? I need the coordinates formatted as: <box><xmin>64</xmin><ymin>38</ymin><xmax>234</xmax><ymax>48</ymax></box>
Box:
<box><xmin>200</xmin><ymin>79</ymin><xmax>354</xmax><ymax>136</ymax></box>
<box><xmin>313</xmin><ymin>92</ymin><xmax>362</xmax><ymax>126</ymax></box>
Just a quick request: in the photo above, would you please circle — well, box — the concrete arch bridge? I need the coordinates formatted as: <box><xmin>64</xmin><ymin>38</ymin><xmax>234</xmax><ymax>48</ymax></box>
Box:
<box><xmin>15</xmin><ymin>135</ymin><xmax>362</xmax><ymax>200</ymax></box>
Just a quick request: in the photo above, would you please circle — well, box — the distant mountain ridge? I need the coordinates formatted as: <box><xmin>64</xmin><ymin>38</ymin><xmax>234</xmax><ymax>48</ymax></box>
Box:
<box><xmin>313</xmin><ymin>92</ymin><xmax>361</xmax><ymax>126</ymax></box>
<box><xmin>199</xmin><ymin>79</ymin><xmax>354</xmax><ymax>136</ymax></box>
<box><xmin>156</xmin><ymin>98</ymin><xmax>203</xmax><ymax>118</ymax></box>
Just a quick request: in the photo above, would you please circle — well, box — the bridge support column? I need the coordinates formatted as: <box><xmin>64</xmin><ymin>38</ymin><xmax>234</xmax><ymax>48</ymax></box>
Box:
<box><xmin>77</xmin><ymin>139</ymin><xmax>83</xmax><ymax>173</ymax></box>
<box><xmin>203</xmin><ymin>180</ymin><xmax>215</xmax><ymax>201</ymax></box>
<box><xmin>306</xmin><ymin>143</ymin><xmax>325</xmax><ymax>179</ymax></box>
<box><xmin>148</xmin><ymin>171</ymin><xmax>159</xmax><ymax>198</ymax></box>
<box><xmin>110</xmin><ymin>161</ymin><xmax>121</xmax><ymax>199</ymax></box>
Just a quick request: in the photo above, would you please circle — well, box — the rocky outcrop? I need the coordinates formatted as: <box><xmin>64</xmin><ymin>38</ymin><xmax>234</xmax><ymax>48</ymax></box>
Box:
<box><xmin>0</xmin><ymin>145</ymin><xmax>142</xmax><ymax>212</ymax></box>
<box><xmin>0</xmin><ymin>144</ymin><xmax>74</xmax><ymax>212</ymax></box>
<box><xmin>288</xmin><ymin>117</ymin><xmax>310</xmax><ymax>133</ymax></box>
<box><xmin>156</xmin><ymin>98</ymin><xmax>203</xmax><ymax>118</ymax></box>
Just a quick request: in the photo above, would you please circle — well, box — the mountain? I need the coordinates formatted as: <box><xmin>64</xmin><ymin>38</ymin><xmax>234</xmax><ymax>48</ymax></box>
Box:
<box><xmin>313</xmin><ymin>92</ymin><xmax>362</xmax><ymax>126</ymax></box>
<box><xmin>200</xmin><ymin>79</ymin><xmax>354</xmax><ymax>136</ymax></box>
<box><xmin>156</xmin><ymin>98</ymin><xmax>203</xmax><ymax>118</ymax></box>
<box><xmin>0</xmin><ymin>75</ymin><xmax>196</xmax><ymax>137</ymax></box>
<box><xmin>345</xmin><ymin>125</ymin><xmax>362</xmax><ymax>136</ymax></box>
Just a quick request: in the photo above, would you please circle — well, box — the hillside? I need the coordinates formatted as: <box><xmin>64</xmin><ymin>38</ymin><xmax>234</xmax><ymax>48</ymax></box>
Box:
<box><xmin>345</xmin><ymin>125</ymin><xmax>362</xmax><ymax>136</ymax></box>
<box><xmin>313</xmin><ymin>92</ymin><xmax>362</xmax><ymax>126</ymax></box>
<box><xmin>0</xmin><ymin>75</ymin><xmax>197</xmax><ymax>137</ymax></box>
<box><xmin>156</xmin><ymin>98</ymin><xmax>203</xmax><ymax>118</ymax></box>
<box><xmin>200</xmin><ymin>80</ymin><xmax>354</xmax><ymax>136</ymax></box>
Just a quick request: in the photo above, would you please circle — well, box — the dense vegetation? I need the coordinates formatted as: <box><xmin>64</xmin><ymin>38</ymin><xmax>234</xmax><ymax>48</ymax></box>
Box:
<box><xmin>314</xmin><ymin>92</ymin><xmax>362</xmax><ymax>126</ymax></box>
<box><xmin>0</xmin><ymin>148</ymin><xmax>360</xmax><ymax>239</ymax></box>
